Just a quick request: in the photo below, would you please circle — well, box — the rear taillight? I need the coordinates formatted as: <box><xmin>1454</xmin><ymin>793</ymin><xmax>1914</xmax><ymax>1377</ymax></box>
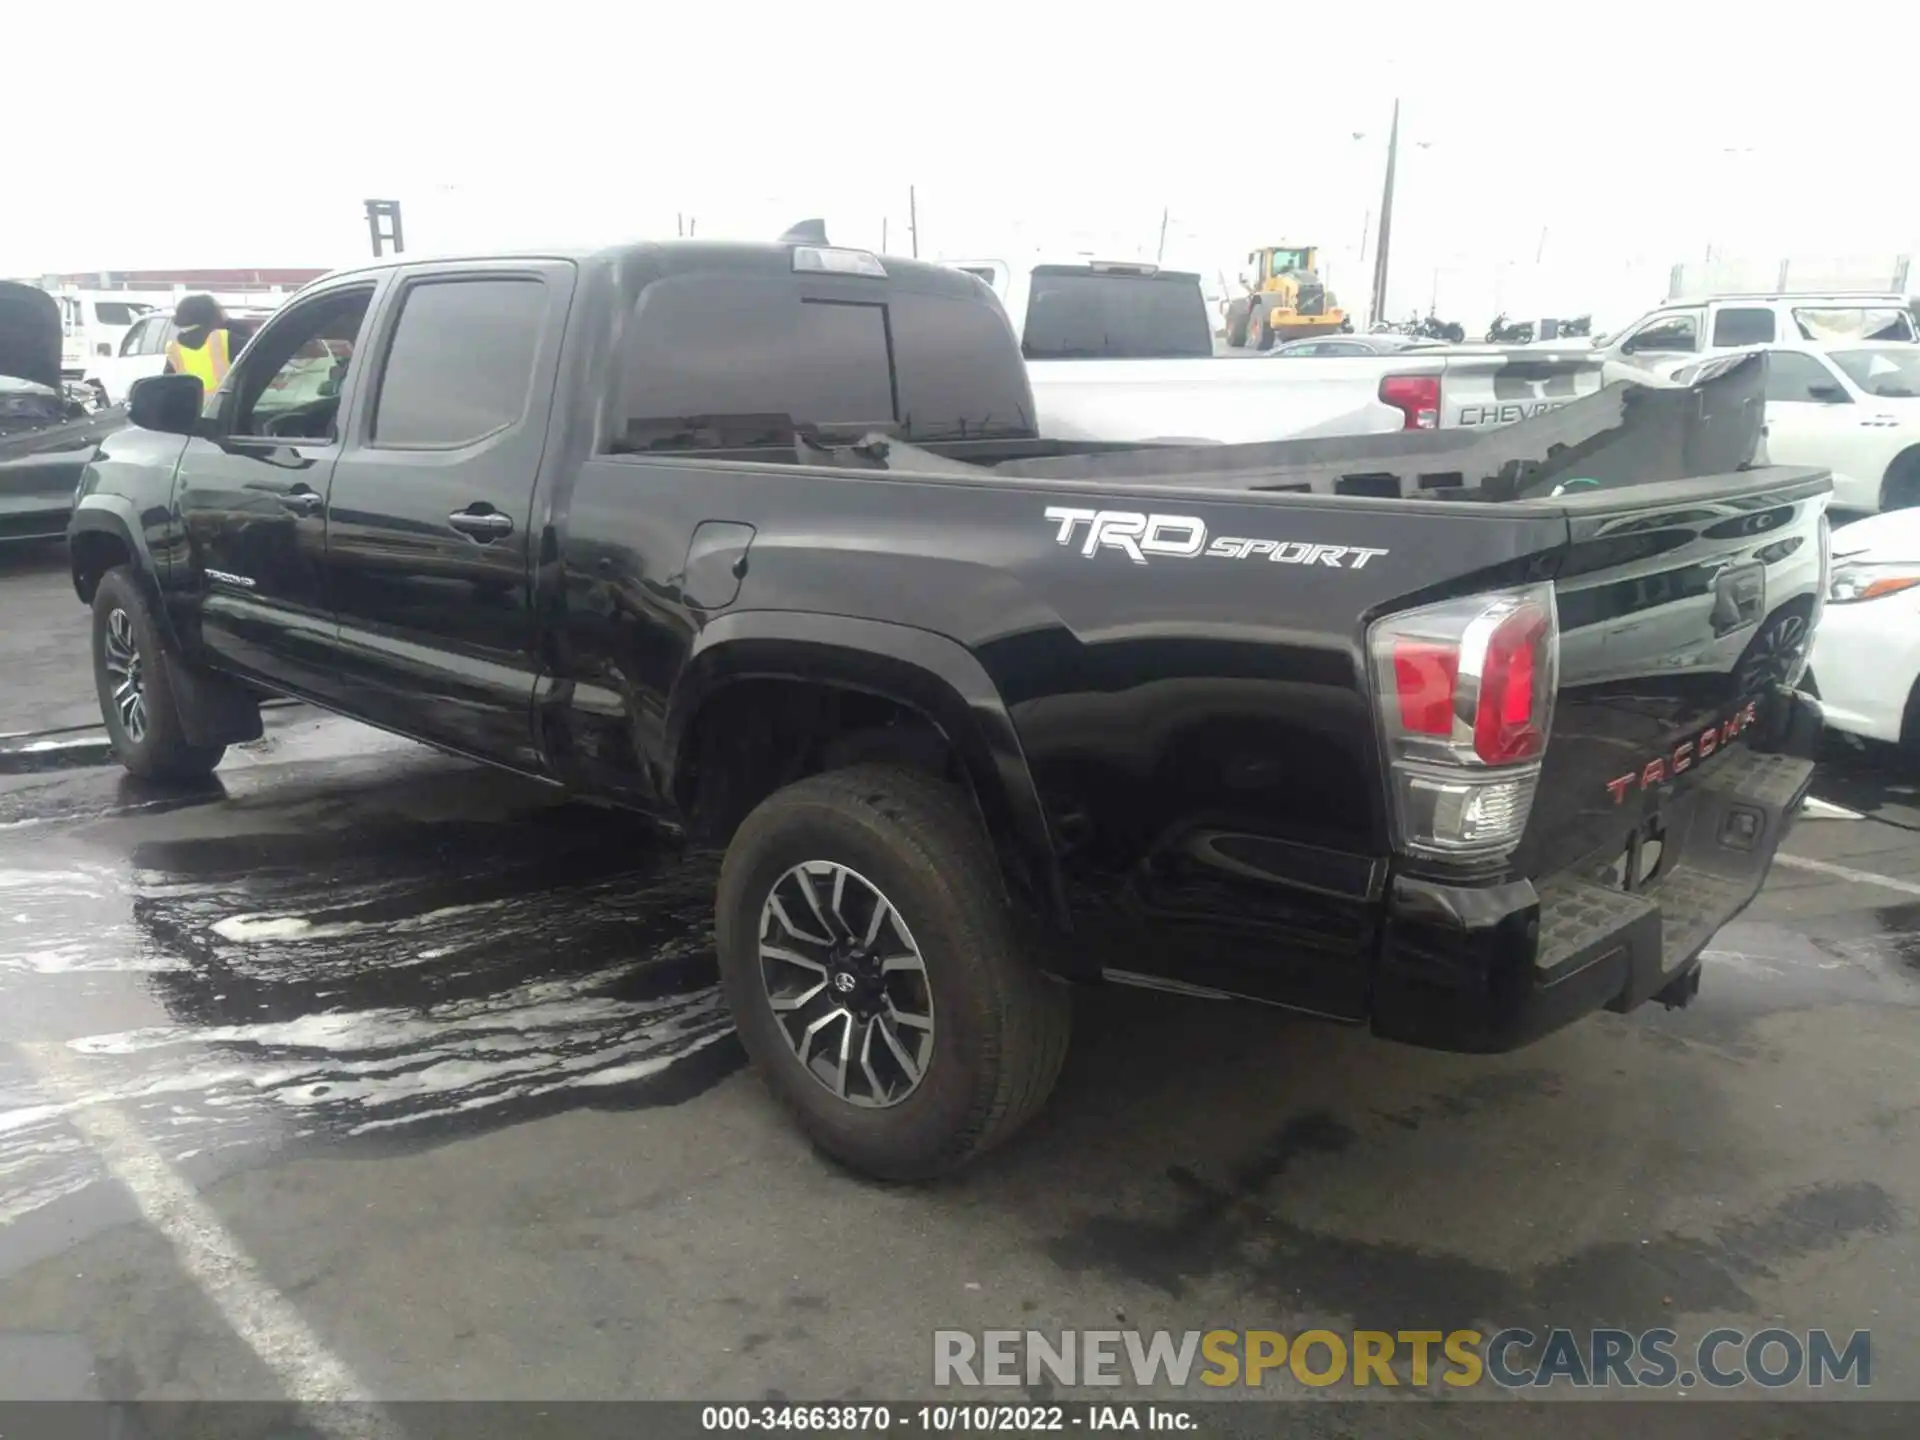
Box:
<box><xmin>1379</xmin><ymin>373</ymin><xmax>1440</xmax><ymax>430</ymax></box>
<box><xmin>1368</xmin><ymin>583</ymin><xmax>1559</xmax><ymax>862</ymax></box>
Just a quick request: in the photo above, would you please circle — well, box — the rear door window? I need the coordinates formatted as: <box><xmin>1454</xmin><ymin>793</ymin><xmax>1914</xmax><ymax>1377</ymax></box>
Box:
<box><xmin>1711</xmin><ymin>307</ymin><xmax>1776</xmax><ymax>346</ymax></box>
<box><xmin>93</xmin><ymin>301</ymin><xmax>145</xmax><ymax>327</ymax></box>
<box><xmin>369</xmin><ymin>278</ymin><xmax>547</xmax><ymax>448</ymax></box>
<box><xmin>1020</xmin><ymin>266</ymin><xmax>1213</xmax><ymax>360</ymax></box>
<box><xmin>611</xmin><ymin>275</ymin><xmax>1031</xmax><ymax>452</ymax></box>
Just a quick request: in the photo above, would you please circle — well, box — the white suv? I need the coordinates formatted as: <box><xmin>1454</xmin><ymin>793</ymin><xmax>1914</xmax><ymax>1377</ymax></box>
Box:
<box><xmin>1605</xmin><ymin>294</ymin><xmax>1918</xmax><ymax>374</ymax></box>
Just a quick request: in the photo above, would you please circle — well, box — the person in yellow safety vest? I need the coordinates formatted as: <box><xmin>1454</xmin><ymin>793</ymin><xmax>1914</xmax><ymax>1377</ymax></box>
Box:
<box><xmin>163</xmin><ymin>294</ymin><xmax>232</xmax><ymax>397</ymax></box>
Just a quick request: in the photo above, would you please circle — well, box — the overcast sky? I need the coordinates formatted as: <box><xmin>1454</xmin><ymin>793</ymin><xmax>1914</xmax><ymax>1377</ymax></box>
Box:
<box><xmin>7</xmin><ymin>1</ymin><xmax>1915</xmax><ymax>329</ymax></box>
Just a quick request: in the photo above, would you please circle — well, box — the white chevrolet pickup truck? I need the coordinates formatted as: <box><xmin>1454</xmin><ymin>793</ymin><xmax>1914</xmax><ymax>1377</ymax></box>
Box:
<box><xmin>946</xmin><ymin>255</ymin><xmax>1616</xmax><ymax>443</ymax></box>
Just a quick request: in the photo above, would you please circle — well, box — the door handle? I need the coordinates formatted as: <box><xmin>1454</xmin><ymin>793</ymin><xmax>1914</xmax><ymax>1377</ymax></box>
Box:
<box><xmin>249</xmin><ymin>481</ymin><xmax>324</xmax><ymax>514</ymax></box>
<box><xmin>448</xmin><ymin>509</ymin><xmax>514</xmax><ymax>541</ymax></box>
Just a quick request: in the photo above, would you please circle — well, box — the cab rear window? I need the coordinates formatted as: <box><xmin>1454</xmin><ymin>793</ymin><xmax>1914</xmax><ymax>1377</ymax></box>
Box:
<box><xmin>1021</xmin><ymin>267</ymin><xmax>1213</xmax><ymax>361</ymax></box>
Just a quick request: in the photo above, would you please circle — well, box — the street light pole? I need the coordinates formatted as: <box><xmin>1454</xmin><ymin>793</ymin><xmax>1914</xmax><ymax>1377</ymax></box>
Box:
<box><xmin>1367</xmin><ymin>99</ymin><xmax>1400</xmax><ymax>329</ymax></box>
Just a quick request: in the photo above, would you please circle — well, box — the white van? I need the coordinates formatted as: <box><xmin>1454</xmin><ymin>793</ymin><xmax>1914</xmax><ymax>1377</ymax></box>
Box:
<box><xmin>55</xmin><ymin>291</ymin><xmax>159</xmax><ymax>379</ymax></box>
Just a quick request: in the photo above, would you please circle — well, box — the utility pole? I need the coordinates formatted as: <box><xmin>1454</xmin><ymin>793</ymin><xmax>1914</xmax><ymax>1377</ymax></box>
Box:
<box><xmin>1156</xmin><ymin>206</ymin><xmax>1169</xmax><ymax>265</ymax></box>
<box><xmin>908</xmin><ymin>186</ymin><xmax>919</xmax><ymax>258</ymax></box>
<box><xmin>882</xmin><ymin>217</ymin><xmax>889</xmax><ymax>252</ymax></box>
<box><xmin>1358</xmin><ymin>208</ymin><xmax>1371</xmax><ymax>271</ymax></box>
<box><xmin>1367</xmin><ymin>100</ymin><xmax>1400</xmax><ymax>329</ymax></box>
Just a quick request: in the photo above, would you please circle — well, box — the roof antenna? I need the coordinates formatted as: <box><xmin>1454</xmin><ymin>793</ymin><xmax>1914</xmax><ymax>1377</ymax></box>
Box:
<box><xmin>779</xmin><ymin>219</ymin><xmax>829</xmax><ymax>244</ymax></box>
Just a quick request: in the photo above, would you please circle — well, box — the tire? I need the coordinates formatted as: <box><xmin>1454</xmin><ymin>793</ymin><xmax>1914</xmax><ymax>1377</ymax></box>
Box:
<box><xmin>92</xmin><ymin>567</ymin><xmax>226</xmax><ymax>780</ymax></box>
<box><xmin>1880</xmin><ymin>451</ymin><xmax>1920</xmax><ymax>512</ymax></box>
<box><xmin>715</xmin><ymin>762</ymin><xmax>1071</xmax><ymax>1181</ymax></box>
<box><xmin>1252</xmin><ymin>311</ymin><xmax>1275</xmax><ymax>352</ymax></box>
<box><xmin>1225</xmin><ymin>307</ymin><xmax>1249</xmax><ymax>348</ymax></box>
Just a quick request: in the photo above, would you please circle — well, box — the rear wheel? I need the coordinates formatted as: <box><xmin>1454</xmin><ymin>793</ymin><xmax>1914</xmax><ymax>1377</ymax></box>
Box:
<box><xmin>1252</xmin><ymin>310</ymin><xmax>1275</xmax><ymax>351</ymax></box>
<box><xmin>1225</xmin><ymin>306</ymin><xmax>1249</xmax><ymax>348</ymax></box>
<box><xmin>715</xmin><ymin>763</ymin><xmax>1071</xmax><ymax>1180</ymax></box>
<box><xmin>1734</xmin><ymin>605</ymin><xmax>1813</xmax><ymax>697</ymax></box>
<box><xmin>91</xmin><ymin>567</ymin><xmax>226</xmax><ymax>780</ymax></box>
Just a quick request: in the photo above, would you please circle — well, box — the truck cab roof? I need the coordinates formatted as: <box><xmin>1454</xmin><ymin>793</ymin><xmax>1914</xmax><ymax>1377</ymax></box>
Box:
<box><xmin>324</xmin><ymin>238</ymin><xmax>989</xmax><ymax>299</ymax></box>
<box><xmin>303</xmin><ymin>237</ymin><xmax>1039</xmax><ymax>454</ymax></box>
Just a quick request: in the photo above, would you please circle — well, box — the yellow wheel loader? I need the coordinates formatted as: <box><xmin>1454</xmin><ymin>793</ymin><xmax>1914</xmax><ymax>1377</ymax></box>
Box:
<box><xmin>1223</xmin><ymin>245</ymin><xmax>1351</xmax><ymax>351</ymax></box>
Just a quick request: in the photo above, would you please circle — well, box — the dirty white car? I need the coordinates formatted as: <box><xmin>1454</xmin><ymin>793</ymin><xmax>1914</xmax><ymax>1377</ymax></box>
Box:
<box><xmin>1675</xmin><ymin>342</ymin><xmax>1920</xmax><ymax>513</ymax></box>
<box><xmin>1807</xmin><ymin>507</ymin><xmax>1920</xmax><ymax>750</ymax></box>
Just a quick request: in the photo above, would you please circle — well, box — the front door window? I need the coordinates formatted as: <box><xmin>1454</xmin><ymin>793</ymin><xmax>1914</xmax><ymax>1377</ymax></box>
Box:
<box><xmin>221</xmin><ymin>289</ymin><xmax>374</xmax><ymax>440</ymax></box>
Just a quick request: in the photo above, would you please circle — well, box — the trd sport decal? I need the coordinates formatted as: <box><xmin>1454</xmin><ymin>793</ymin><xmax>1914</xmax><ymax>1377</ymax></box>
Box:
<box><xmin>1043</xmin><ymin>507</ymin><xmax>1389</xmax><ymax>569</ymax></box>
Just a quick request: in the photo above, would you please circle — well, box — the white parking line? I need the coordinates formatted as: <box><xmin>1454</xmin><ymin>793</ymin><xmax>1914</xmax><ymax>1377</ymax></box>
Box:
<box><xmin>1802</xmin><ymin>797</ymin><xmax>1866</xmax><ymax>820</ymax></box>
<box><xmin>1774</xmin><ymin>853</ymin><xmax>1920</xmax><ymax>899</ymax></box>
<box><xmin>22</xmin><ymin>1042</ymin><xmax>401</xmax><ymax>1438</ymax></box>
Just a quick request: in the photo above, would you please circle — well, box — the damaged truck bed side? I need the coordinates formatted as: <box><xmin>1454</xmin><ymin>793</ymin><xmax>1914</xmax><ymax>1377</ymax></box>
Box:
<box><xmin>68</xmin><ymin>240</ymin><xmax>1826</xmax><ymax>1179</ymax></box>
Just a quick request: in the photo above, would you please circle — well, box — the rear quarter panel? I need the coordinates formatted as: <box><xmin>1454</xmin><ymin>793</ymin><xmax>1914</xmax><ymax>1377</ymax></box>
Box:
<box><xmin>558</xmin><ymin>455</ymin><xmax>1569</xmax><ymax>1009</ymax></box>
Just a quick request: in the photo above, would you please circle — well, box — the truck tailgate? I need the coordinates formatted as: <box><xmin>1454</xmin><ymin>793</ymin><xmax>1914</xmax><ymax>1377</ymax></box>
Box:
<box><xmin>1514</xmin><ymin>464</ymin><xmax>1829</xmax><ymax>892</ymax></box>
<box><xmin>1025</xmin><ymin>348</ymin><xmax>1617</xmax><ymax>447</ymax></box>
<box><xmin>1429</xmin><ymin>347</ymin><xmax>1612</xmax><ymax>429</ymax></box>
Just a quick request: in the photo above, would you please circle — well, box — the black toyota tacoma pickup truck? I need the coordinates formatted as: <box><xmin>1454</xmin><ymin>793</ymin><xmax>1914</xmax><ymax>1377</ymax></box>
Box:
<box><xmin>68</xmin><ymin>236</ymin><xmax>1826</xmax><ymax>1179</ymax></box>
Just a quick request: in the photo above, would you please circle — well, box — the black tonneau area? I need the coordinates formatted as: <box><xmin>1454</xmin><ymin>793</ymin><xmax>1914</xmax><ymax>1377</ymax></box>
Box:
<box><xmin>797</xmin><ymin>352</ymin><xmax>1772</xmax><ymax>504</ymax></box>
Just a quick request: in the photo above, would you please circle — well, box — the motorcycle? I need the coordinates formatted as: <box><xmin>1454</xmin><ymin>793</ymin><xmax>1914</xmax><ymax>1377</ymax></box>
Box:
<box><xmin>1486</xmin><ymin>313</ymin><xmax>1536</xmax><ymax>344</ymax></box>
<box><xmin>1558</xmin><ymin>314</ymin><xmax>1593</xmax><ymax>338</ymax></box>
<box><xmin>1413</xmin><ymin>311</ymin><xmax>1466</xmax><ymax>344</ymax></box>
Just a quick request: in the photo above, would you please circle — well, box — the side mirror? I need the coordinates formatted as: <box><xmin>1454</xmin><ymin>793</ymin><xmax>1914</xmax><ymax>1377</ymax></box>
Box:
<box><xmin>128</xmin><ymin>373</ymin><xmax>205</xmax><ymax>435</ymax></box>
<box><xmin>1808</xmin><ymin>384</ymin><xmax>1851</xmax><ymax>404</ymax></box>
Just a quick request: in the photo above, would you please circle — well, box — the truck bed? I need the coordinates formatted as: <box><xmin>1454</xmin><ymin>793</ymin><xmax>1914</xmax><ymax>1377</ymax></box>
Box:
<box><xmin>797</xmin><ymin>350</ymin><xmax>1773</xmax><ymax>506</ymax></box>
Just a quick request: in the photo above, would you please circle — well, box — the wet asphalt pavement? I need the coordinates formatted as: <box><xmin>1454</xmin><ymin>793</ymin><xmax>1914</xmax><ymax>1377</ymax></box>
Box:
<box><xmin>2</xmin><ymin>549</ymin><xmax>1920</xmax><ymax>1435</ymax></box>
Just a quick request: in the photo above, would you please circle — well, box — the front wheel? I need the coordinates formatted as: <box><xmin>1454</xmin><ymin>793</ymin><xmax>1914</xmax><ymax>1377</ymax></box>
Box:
<box><xmin>1881</xmin><ymin>452</ymin><xmax>1920</xmax><ymax>512</ymax></box>
<box><xmin>92</xmin><ymin>567</ymin><xmax>226</xmax><ymax>780</ymax></box>
<box><xmin>1252</xmin><ymin>311</ymin><xmax>1275</xmax><ymax>351</ymax></box>
<box><xmin>715</xmin><ymin>763</ymin><xmax>1071</xmax><ymax>1180</ymax></box>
